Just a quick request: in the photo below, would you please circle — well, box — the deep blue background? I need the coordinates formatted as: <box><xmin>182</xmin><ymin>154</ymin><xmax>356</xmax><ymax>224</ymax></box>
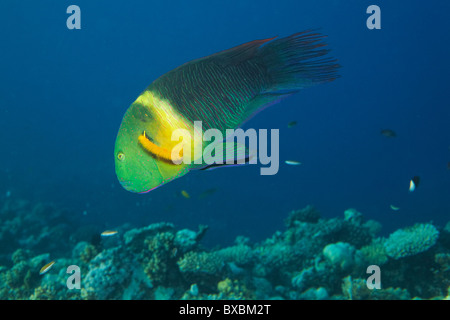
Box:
<box><xmin>1</xmin><ymin>0</ymin><xmax>449</xmax><ymax>247</ymax></box>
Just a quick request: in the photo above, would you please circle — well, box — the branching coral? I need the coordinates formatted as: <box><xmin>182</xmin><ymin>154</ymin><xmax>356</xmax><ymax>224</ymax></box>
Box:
<box><xmin>360</xmin><ymin>238</ymin><xmax>388</xmax><ymax>266</ymax></box>
<box><xmin>142</xmin><ymin>231</ymin><xmax>176</xmax><ymax>285</ymax></box>
<box><xmin>216</xmin><ymin>278</ymin><xmax>255</xmax><ymax>300</ymax></box>
<box><xmin>81</xmin><ymin>247</ymin><xmax>133</xmax><ymax>299</ymax></box>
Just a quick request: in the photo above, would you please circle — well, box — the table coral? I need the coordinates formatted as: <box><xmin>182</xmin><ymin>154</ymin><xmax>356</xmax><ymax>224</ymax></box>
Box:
<box><xmin>384</xmin><ymin>223</ymin><xmax>439</xmax><ymax>259</ymax></box>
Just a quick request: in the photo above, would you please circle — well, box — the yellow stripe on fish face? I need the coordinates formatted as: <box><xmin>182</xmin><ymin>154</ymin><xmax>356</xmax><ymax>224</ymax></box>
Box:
<box><xmin>134</xmin><ymin>90</ymin><xmax>202</xmax><ymax>163</ymax></box>
<box><xmin>138</xmin><ymin>131</ymin><xmax>184</xmax><ymax>163</ymax></box>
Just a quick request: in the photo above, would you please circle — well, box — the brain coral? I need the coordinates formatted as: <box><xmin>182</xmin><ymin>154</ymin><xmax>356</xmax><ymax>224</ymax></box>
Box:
<box><xmin>323</xmin><ymin>242</ymin><xmax>357</xmax><ymax>271</ymax></box>
<box><xmin>384</xmin><ymin>223</ymin><xmax>439</xmax><ymax>259</ymax></box>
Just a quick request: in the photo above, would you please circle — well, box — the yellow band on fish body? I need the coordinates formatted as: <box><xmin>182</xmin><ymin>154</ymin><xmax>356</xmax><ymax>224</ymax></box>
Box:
<box><xmin>134</xmin><ymin>90</ymin><xmax>202</xmax><ymax>163</ymax></box>
<box><xmin>138</xmin><ymin>131</ymin><xmax>183</xmax><ymax>163</ymax></box>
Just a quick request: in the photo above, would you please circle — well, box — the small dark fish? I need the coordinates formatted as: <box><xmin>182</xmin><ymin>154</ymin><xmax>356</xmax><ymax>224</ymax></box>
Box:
<box><xmin>198</xmin><ymin>188</ymin><xmax>218</xmax><ymax>199</ymax></box>
<box><xmin>181</xmin><ymin>190</ymin><xmax>190</xmax><ymax>199</ymax></box>
<box><xmin>288</xmin><ymin>121</ymin><xmax>298</xmax><ymax>128</ymax></box>
<box><xmin>164</xmin><ymin>204</ymin><xmax>175</xmax><ymax>212</ymax></box>
<box><xmin>447</xmin><ymin>162</ymin><xmax>450</xmax><ymax>170</ymax></box>
<box><xmin>409</xmin><ymin>176</ymin><xmax>420</xmax><ymax>192</ymax></box>
<box><xmin>381</xmin><ymin>129</ymin><xmax>396</xmax><ymax>138</ymax></box>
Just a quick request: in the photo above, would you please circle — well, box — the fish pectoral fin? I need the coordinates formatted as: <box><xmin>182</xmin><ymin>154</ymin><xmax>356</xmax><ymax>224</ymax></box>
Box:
<box><xmin>138</xmin><ymin>131</ymin><xmax>183</xmax><ymax>163</ymax></box>
<box><xmin>192</xmin><ymin>141</ymin><xmax>257</xmax><ymax>171</ymax></box>
<box><xmin>197</xmin><ymin>160</ymin><xmax>248</xmax><ymax>171</ymax></box>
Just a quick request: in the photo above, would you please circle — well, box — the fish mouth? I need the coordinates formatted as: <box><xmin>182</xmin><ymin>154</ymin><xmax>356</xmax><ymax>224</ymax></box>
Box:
<box><xmin>138</xmin><ymin>185</ymin><xmax>161</xmax><ymax>194</ymax></box>
<box><xmin>119</xmin><ymin>179</ymin><xmax>134</xmax><ymax>191</ymax></box>
<box><xmin>118</xmin><ymin>178</ymin><xmax>161</xmax><ymax>193</ymax></box>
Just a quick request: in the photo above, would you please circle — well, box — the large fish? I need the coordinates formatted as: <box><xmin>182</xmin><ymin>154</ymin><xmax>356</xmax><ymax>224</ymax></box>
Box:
<box><xmin>115</xmin><ymin>31</ymin><xmax>339</xmax><ymax>193</ymax></box>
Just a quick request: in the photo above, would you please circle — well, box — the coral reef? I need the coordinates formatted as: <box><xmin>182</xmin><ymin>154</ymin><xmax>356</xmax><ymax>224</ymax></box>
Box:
<box><xmin>285</xmin><ymin>205</ymin><xmax>320</xmax><ymax>226</ymax></box>
<box><xmin>0</xmin><ymin>197</ymin><xmax>448</xmax><ymax>300</ymax></box>
<box><xmin>323</xmin><ymin>242</ymin><xmax>361</xmax><ymax>272</ymax></box>
<box><xmin>384</xmin><ymin>223</ymin><xmax>439</xmax><ymax>259</ymax></box>
<box><xmin>360</xmin><ymin>238</ymin><xmax>389</xmax><ymax>266</ymax></box>
<box><xmin>341</xmin><ymin>276</ymin><xmax>411</xmax><ymax>300</ymax></box>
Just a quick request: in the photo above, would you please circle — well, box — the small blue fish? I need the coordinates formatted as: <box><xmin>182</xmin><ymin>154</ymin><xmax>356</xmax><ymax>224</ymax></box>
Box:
<box><xmin>285</xmin><ymin>160</ymin><xmax>302</xmax><ymax>166</ymax></box>
<box><xmin>409</xmin><ymin>176</ymin><xmax>420</xmax><ymax>192</ymax></box>
<box><xmin>288</xmin><ymin>121</ymin><xmax>298</xmax><ymax>128</ymax></box>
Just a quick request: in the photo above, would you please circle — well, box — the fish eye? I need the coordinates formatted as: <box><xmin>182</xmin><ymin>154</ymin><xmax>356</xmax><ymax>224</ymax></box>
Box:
<box><xmin>117</xmin><ymin>152</ymin><xmax>125</xmax><ymax>162</ymax></box>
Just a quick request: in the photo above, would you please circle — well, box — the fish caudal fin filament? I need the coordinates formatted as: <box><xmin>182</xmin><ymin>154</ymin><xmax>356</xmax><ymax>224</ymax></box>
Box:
<box><xmin>138</xmin><ymin>131</ymin><xmax>183</xmax><ymax>163</ymax></box>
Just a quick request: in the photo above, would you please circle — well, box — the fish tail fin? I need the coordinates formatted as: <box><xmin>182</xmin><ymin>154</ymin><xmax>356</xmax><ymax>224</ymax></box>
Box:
<box><xmin>258</xmin><ymin>30</ymin><xmax>340</xmax><ymax>93</ymax></box>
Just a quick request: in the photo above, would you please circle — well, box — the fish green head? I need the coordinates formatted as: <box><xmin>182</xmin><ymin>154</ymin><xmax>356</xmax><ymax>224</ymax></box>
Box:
<box><xmin>114</xmin><ymin>102</ymin><xmax>164</xmax><ymax>193</ymax></box>
<box><xmin>114</xmin><ymin>92</ymin><xmax>190</xmax><ymax>193</ymax></box>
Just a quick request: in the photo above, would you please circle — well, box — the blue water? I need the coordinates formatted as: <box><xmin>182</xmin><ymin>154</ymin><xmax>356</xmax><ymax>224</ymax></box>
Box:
<box><xmin>0</xmin><ymin>0</ymin><xmax>449</xmax><ymax>248</ymax></box>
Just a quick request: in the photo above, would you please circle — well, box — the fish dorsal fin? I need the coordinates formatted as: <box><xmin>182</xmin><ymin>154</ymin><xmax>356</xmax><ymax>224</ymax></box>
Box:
<box><xmin>211</xmin><ymin>37</ymin><xmax>276</xmax><ymax>65</ymax></box>
<box><xmin>138</xmin><ymin>131</ymin><xmax>183</xmax><ymax>163</ymax></box>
